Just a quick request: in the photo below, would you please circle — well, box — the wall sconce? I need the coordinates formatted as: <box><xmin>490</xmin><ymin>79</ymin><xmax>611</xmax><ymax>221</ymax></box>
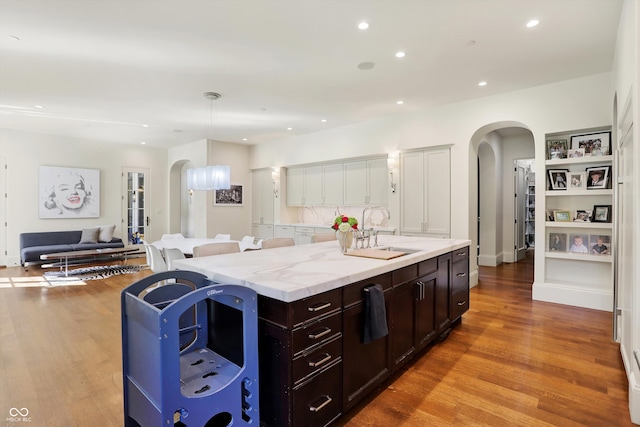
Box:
<box><xmin>187</xmin><ymin>165</ymin><xmax>231</xmax><ymax>196</ymax></box>
<box><xmin>387</xmin><ymin>153</ymin><xmax>398</xmax><ymax>193</ymax></box>
<box><xmin>271</xmin><ymin>168</ymin><xmax>281</xmax><ymax>198</ymax></box>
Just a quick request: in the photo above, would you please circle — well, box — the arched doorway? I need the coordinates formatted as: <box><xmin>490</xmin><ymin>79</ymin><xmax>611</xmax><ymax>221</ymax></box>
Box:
<box><xmin>469</xmin><ymin>122</ymin><xmax>535</xmax><ymax>267</ymax></box>
<box><xmin>169</xmin><ymin>159</ymin><xmax>194</xmax><ymax>237</ymax></box>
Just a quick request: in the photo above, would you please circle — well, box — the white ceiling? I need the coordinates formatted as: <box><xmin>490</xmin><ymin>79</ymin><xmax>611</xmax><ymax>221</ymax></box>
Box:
<box><xmin>0</xmin><ymin>0</ymin><xmax>623</xmax><ymax>149</ymax></box>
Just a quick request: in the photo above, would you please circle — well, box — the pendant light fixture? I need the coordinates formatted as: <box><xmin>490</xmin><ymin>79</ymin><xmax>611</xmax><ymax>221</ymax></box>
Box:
<box><xmin>187</xmin><ymin>92</ymin><xmax>231</xmax><ymax>194</ymax></box>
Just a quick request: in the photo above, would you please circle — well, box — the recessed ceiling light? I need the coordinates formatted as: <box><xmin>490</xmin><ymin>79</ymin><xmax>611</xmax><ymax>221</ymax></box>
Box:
<box><xmin>34</xmin><ymin>105</ymin><xmax>44</xmax><ymax>109</ymax></box>
<box><xmin>526</xmin><ymin>19</ymin><xmax>539</xmax><ymax>28</ymax></box>
<box><xmin>142</xmin><ymin>124</ymin><xmax>149</xmax><ymax>128</ymax></box>
<box><xmin>357</xmin><ymin>62</ymin><xmax>375</xmax><ymax>70</ymax></box>
<box><xmin>358</xmin><ymin>22</ymin><xmax>369</xmax><ymax>30</ymax></box>
<box><xmin>287</xmin><ymin>127</ymin><xmax>293</xmax><ymax>131</ymax></box>
<box><xmin>321</xmin><ymin>119</ymin><xmax>327</xmax><ymax>123</ymax></box>
<box><xmin>396</xmin><ymin>100</ymin><xmax>404</xmax><ymax>105</ymax></box>
<box><xmin>478</xmin><ymin>81</ymin><xmax>487</xmax><ymax>87</ymax></box>
<box><xmin>242</xmin><ymin>138</ymin><xmax>248</xmax><ymax>141</ymax></box>
<box><xmin>140</xmin><ymin>141</ymin><xmax>146</xmax><ymax>145</ymax></box>
<box><xmin>395</xmin><ymin>51</ymin><xmax>406</xmax><ymax>58</ymax></box>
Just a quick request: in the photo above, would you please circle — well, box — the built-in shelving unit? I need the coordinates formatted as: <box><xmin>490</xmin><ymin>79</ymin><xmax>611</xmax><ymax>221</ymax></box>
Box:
<box><xmin>535</xmin><ymin>126</ymin><xmax>614</xmax><ymax>311</ymax></box>
<box><xmin>525</xmin><ymin>170</ymin><xmax>535</xmax><ymax>248</ymax></box>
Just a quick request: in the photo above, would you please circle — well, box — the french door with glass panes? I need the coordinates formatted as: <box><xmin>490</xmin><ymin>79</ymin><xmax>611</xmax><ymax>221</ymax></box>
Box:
<box><xmin>122</xmin><ymin>167</ymin><xmax>149</xmax><ymax>246</ymax></box>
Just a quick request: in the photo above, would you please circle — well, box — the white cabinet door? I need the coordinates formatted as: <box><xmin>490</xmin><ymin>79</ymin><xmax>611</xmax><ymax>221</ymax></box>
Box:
<box><xmin>367</xmin><ymin>158</ymin><xmax>389</xmax><ymax>206</ymax></box>
<box><xmin>287</xmin><ymin>167</ymin><xmax>305</xmax><ymax>206</ymax></box>
<box><xmin>400</xmin><ymin>148</ymin><xmax>450</xmax><ymax>237</ymax></box>
<box><xmin>400</xmin><ymin>151</ymin><xmax>426</xmax><ymax>234</ymax></box>
<box><xmin>344</xmin><ymin>158</ymin><xmax>388</xmax><ymax>206</ymax></box>
<box><xmin>304</xmin><ymin>166</ymin><xmax>324</xmax><ymax>205</ymax></box>
<box><xmin>323</xmin><ymin>163</ymin><xmax>344</xmax><ymax>206</ymax></box>
<box><xmin>252</xmin><ymin>224</ymin><xmax>274</xmax><ymax>239</ymax></box>
<box><xmin>343</xmin><ymin>160</ymin><xmax>368</xmax><ymax>205</ymax></box>
<box><xmin>423</xmin><ymin>149</ymin><xmax>450</xmax><ymax>235</ymax></box>
<box><xmin>274</xmin><ymin>225</ymin><xmax>295</xmax><ymax>238</ymax></box>
<box><xmin>252</xmin><ymin>169</ymin><xmax>274</xmax><ymax>224</ymax></box>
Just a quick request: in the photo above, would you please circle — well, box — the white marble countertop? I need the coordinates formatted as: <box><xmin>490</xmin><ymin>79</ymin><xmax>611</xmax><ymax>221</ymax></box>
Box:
<box><xmin>173</xmin><ymin>235</ymin><xmax>470</xmax><ymax>303</ymax></box>
<box><xmin>274</xmin><ymin>222</ymin><xmax>396</xmax><ymax>232</ymax></box>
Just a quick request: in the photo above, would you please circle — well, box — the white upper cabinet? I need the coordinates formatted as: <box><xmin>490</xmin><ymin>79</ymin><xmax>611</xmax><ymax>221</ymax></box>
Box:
<box><xmin>303</xmin><ymin>165</ymin><xmax>324</xmax><ymax>205</ymax></box>
<box><xmin>322</xmin><ymin>163</ymin><xmax>344</xmax><ymax>206</ymax></box>
<box><xmin>251</xmin><ymin>169</ymin><xmax>274</xmax><ymax>224</ymax></box>
<box><xmin>286</xmin><ymin>167</ymin><xmax>305</xmax><ymax>206</ymax></box>
<box><xmin>400</xmin><ymin>148</ymin><xmax>451</xmax><ymax>237</ymax></box>
<box><xmin>343</xmin><ymin>158</ymin><xmax>388</xmax><ymax>206</ymax></box>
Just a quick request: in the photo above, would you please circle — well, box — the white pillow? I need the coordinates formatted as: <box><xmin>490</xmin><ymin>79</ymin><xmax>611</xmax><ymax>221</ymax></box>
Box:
<box><xmin>97</xmin><ymin>225</ymin><xmax>116</xmax><ymax>242</ymax></box>
<box><xmin>79</xmin><ymin>228</ymin><xmax>100</xmax><ymax>244</ymax></box>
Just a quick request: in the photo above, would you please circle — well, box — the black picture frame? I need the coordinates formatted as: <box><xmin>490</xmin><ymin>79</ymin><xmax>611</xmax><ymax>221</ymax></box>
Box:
<box><xmin>548</xmin><ymin>232</ymin><xmax>567</xmax><ymax>252</ymax></box>
<box><xmin>570</xmin><ymin>131</ymin><xmax>611</xmax><ymax>156</ymax></box>
<box><xmin>547</xmin><ymin>169</ymin><xmax>568</xmax><ymax>190</ymax></box>
<box><xmin>214</xmin><ymin>184</ymin><xmax>244</xmax><ymax>206</ymax></box>
<box><xmin>592</xmin><ymin>205</ymin><xmax>612</xmax><ymax>223</ymax></box>
<box><xmin>585</xmin><ymin>166</ymin><xmax>610</xmax><ymax>189</ymax></box>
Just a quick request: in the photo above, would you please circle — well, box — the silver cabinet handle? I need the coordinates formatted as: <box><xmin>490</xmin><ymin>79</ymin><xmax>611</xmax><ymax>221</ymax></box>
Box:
<box><xmin>309</xmin><ymin>395</ymin><xmax>333</xmax><ymax>413</ymax></box>
<box><xmin>308</xmin><ymin>353</ymin><xmax>332</xmax><ymax>367</ymax></box>
<box><xmin>456</xmin><ymin>252</ymin><xmax>467</xmax><ymax>256</ymax></box>
<box><xmin>308</xmin><ymin>327</ymin><xmax>332</xmax><ymax>340</ymax></box>
<box><xmin>456</xmin><ymin>273</ymin><xmax>466</xmax><ymax>277</ymax></box>
<box><xmin>457</xmin><ymin>301</ymin><xmax>467</xmax><ymax>306</ymax></box>
<box><xmin>308</xmin><ymin>302</ymin><xmax>331</xmax><ymax>312</ymax></box>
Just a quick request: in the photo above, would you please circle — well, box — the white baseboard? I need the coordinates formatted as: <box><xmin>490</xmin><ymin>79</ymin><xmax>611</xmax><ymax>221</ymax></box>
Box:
<box><xmin>469</xmin><ymin>269</ymin><xmax>479</xmax><ymax>288</ymax></box>
<box><xmin>532</xmin><ymin>281</ymin><xmax>613</xmax><ymax>311</ymax></box>
<box><xmin>630</xmin><ymin>371</ymin><xmax>640</xmax><ymax>425</ymax></box>
<box><xmin>477</xmin><ymin>253</ymin><xmax>502</xmax><ymax>267</ymax></box>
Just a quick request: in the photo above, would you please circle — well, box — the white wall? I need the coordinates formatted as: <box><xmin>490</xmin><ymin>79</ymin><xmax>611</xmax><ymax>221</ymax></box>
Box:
<box><xmin>251</xmin><ymin>72</ymin><xmax>613</xmax><ymax>286</ymax></box>
<box><xmin>0</xmin><ymin>129</ymin><xmax>168</xmax><ymax>266</ymax></box>
<box><xmin>612</xmin><ymin>0</ymin><xmax>639</xmax><ymax>422</ymax></box>
<box><xmin>206</xmin><ymin>139</ymin><xmax>252</xmax><ymax>240</ymax></box>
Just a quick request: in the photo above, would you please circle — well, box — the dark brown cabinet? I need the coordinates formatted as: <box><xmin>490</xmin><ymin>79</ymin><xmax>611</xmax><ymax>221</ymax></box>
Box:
<box><xmin>258</xmin><ymin>246</ymin><xmax>470</xmax><ymax>427</ymax></box>
<box><xmin>342</xmin><ymin>273</ymin><xmax>392</xmax><ymax>412</ymax></box>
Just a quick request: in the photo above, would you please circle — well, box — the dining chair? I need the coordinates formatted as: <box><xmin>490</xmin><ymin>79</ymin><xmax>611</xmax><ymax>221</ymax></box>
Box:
<box><xmin>145</xmin><ymin>244</ymin><xmax>168</xmax><ymax>273</ymax></box>
<box><xmin>163</xmin><ymin>247</ymin><xmax>186</xmax><ymax>270</ymax></box>
<box><xmin>311</xmin><ymin>233</ymin><xmax>337</xmax><ymax>243</ymax></box>
<box><xmin>261</xmin><ymin>238</ymin><xmax>295</xmax><ymax>249</ymax></box>
<box><xmin>193</xmin><ymin>242</ymin><xmax>240</xmax><ymax>257</ymax></box>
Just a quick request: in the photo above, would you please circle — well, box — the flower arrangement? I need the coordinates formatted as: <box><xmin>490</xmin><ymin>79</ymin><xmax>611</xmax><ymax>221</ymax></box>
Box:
<box><xmin>332</xmin><ymin>215</ymin><xmax>358</xmax><ymax>232</ymax></box>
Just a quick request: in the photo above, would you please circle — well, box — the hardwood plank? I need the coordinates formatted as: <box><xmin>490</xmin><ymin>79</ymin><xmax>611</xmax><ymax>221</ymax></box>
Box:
<box><xmin>0</xmin><ymin>252</ymin><xmax>633</xmax><ymax>426</ymax></box>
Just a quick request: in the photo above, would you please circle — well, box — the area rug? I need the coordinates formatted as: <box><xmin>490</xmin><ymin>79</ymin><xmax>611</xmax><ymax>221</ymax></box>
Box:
<box><xmin>43</xmin><ymin>264</ymin><xmax>149</xmax><ymax>287</ymax></box>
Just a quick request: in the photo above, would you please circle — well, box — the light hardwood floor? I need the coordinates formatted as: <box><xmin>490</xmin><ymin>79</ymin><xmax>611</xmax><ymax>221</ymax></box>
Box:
<box><xmin>0</xmin><ymin>252</ymin><xmax>633</xmax><ymax>426</ymax></box>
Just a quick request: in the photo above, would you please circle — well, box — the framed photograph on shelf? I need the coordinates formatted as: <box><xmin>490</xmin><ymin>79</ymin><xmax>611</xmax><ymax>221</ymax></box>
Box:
<box><xmin>554</xmin><ymin>210</ymin><xmax>572</xmax><ymax>222</ymax></box>
<box><xmin>547</xmin><ymin>169</ymin><xmax>568</xmax><ymax>190</ymax></box>
<box><xmin>546</xmin><ymin>139</ymin><xmax>568</xmax><ymax>160</ymax></box>
<box><xmin>548</xmin><ymin>232</ymin><xmax>567</xmax><ymax>252</ymax></box>
<box><xmin>586</xmin><ymin>166</ymin><xmax>609</xmax><ymax>189</ymax></box>
<box><xmin>568</xmin><ymin>233</ymin><xmax>589</xmax><ymax>253</ymax></box>
<box><xmin>568</xmin><ymin>172</ymin><xmax>586</xmax><ymax>190</ymax></box>
<box><xmin>592</xmin><ymin>204</ymin><xmax>612</xmax><ymax>223</ymax></box>
<box><xmin>574</xmin><ymin>210</ymin><xmax>590</xmax><ymax>222</ymax></box>
<box><xmin>567</xmin><ymin>148</ymin><xmax>585</xmax><ymax>158</ymax></box>
<box><xmin>214</xmin><ymin>184</ymin><xmax>244</xmax><ymax>206</ymax></box>
<box><xmin>589</xmin><ymin>234</ymin><xmax>611</xmax><ymax>255</ymax></box>
<box><xmin>570</xmin><ymin>131</ymin><xmax>611</xmax><ymax>156</ymax></box>
<box><xmin>546</xmin><ymin>209</ymin><xmax>555</xmax><ymax>221</ymax></box>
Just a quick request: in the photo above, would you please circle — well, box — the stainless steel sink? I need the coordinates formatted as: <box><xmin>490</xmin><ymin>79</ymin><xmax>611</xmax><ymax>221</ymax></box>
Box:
<box><xmin>373</xmin><ymin>246</ymin><xmax>422</xmax><ymax>254</ymax></box>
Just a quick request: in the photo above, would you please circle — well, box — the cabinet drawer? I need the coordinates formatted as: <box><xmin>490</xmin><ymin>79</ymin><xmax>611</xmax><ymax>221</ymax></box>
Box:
<box><xmin>418</xmin><ymin>257</ymin><xmax>438</xmax><ymax>276</ymax></box>
<box><xmin>343</xmin><ymin>273</ymin><xmax>392</xmax><ymax>307</ymax></box>
<box><xmin>451</xmin><ymin>288</ymin><xmax>469</xmax><ymax>320</ymax></box>
<box><xmin>295</xmin><ymin>226</ymin><xmax>315</xmax><ymax>234</ymax></box>
<box><xmin>452</xmin><ymin>246</ymin><xmax>469</xmax><ymax>263</ymax></box>
<box><xmin>293</xmin><ymin>361</ymin><xmax>342</xmax><ymax>427</ymax></box>
<box><xmin>275</xmin><ymin>225</ymin><xmax>296</xmax><ymax>238</ymax></box>
<box><xmin>292</xmin><ymin>312</ymin><xmax>342</xmax><ymax>355</ymax></box>
<box><xmin>292</xmin><ymin>289</ymin><xmax>342</xmax><ymax>326</ymax></box>
<box><xmin>293</xmin><ymin>336</ymin><xmax>342</xmax><ymax>384</ymax></box>
<box><xmin>452</xmin><ymin>257</ymin><xmax>469</xmax><ymax>294</ymax></box>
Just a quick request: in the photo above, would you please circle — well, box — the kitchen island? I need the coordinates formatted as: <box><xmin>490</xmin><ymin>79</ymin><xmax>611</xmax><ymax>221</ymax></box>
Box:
<box><xmin>173</xmin><ymin>236</ymin><xmax>471</xmax><ymax>427</ymax></box>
